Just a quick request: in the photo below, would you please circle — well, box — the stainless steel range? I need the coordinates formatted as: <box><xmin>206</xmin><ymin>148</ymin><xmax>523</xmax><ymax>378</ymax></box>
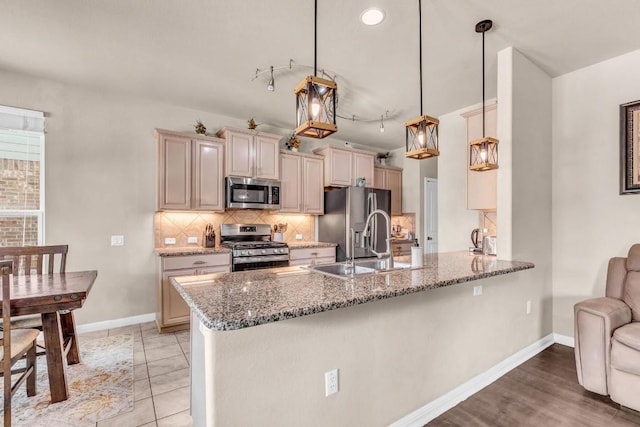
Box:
<box><xmin>220</xmin><ymin>224</ymin><xmax>289</xmax><ymax>272</ymax></box>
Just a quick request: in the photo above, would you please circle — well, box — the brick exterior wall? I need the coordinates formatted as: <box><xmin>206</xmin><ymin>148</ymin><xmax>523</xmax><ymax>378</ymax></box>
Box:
<box><xmin>0</xmin><ymin>216</ymin><xmax>38</xmax><ymax>246</ymax></box>
<box><xmin>0</xmin><ymin>158</ymin><xmax>40</xmax><ymax>246</ymax></box>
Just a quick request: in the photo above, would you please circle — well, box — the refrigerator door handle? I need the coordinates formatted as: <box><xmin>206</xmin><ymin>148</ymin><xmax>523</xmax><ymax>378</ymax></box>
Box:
<box><xmin>371</xmin><ymin>192</ymin><xmax>378</xmax><ymax>251</ymax></box>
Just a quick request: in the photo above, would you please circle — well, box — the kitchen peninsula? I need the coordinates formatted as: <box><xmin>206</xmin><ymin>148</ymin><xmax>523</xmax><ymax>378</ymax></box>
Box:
<box><xmin>173</xmin><ymin>251</ymin><xmax>533</xmax><ymax>426</ymax></box>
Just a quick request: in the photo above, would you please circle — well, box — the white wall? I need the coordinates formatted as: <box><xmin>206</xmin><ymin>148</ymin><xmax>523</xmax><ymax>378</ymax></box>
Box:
<box><xmin>437</xmin><ymin>105</ymin><xmax>482</xmax><ymax>252</ymax></box>
<box><xmin>0</xmin><ymin>69</ymin><xmax>290</xmax><ymax>325</ymax></box>
<box><xmin>497</xmin><ymin>47</ymin><xmax>554</xmax><ymax>333</ymax></box>
<box><xmin>552</xmin><ymin>48</ymin><xmax>640</xmax><ymax>336</ymax></box>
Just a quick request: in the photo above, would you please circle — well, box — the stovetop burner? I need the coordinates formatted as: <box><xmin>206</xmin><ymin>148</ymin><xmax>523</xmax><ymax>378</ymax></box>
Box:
<box><xmin>222</xmin><ymin>240</ymin><xmax>288</xmax><ymax>250</ymax></box>
<box><xmin>220</xmin><ymin>224</ymin><xmax>289</xmax><ymax>272</ymax></box>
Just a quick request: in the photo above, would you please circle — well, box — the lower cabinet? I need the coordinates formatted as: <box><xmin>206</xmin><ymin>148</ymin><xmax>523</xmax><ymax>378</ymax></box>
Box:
<box><xmin>157</xmin><ymin>252</ymin><xmax>231</xmax><ymax>333</ymax></box>
<box><xmin>289</xmin><ymin>246</ymin><xmax>336</xmax><ymax>266</ymax></box>
<box><xmin>391</xmin><ymin>241</ymin><xmax>413</xmax><ymax>257</ymax></box>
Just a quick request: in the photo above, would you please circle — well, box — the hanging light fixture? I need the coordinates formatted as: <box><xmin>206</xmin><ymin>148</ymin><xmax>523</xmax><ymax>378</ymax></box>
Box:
<box><xmin>405</xmin><ymin>0</ymin><xmax>439</xmax><ymax>160</ymax></box>
<box><xmin>294</xmin><ymin>0</ymin><xmax>337</xmax><ymax>139</ymax></box>
<box><xmin>379</xmin><ymin>114</ymin><xmax>385</xmax><ymax>133</ymax></box>
<box><xmin>469</xmin><ymin>19</ymin><xmax>498</xmax><ymax>171</ymax></box>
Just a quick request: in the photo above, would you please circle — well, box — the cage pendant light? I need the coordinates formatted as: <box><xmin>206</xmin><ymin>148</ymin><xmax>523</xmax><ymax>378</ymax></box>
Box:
<box><xmin>405</xmin><ymin>0</ymin><xmax>439</xmax><ymax>160</ymax></box>
<box><xmin>294</xmin><ymin>0</ymin><xmax>337</xmax><ymax>139</ymax></box>
<box><xmin>469</xmin><ymin>19</ymin><xmax>498</xmax><ymax>171</ymax></box>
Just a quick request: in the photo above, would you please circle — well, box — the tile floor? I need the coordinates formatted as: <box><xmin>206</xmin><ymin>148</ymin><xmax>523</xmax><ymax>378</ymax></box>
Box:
<box><xmin>77</xmin><ymin>321</ymin><xmax>193</xmax><ymax>427</ymax></box>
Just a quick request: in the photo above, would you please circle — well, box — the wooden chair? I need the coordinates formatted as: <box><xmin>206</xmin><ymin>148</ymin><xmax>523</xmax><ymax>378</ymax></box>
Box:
<box><xmin>1</xmin><ymin>259</ymin><xmax>38</xmax><ymax>426</ymax></box>
<box><xmin>0</xmin><ymin>245</ymin><xmax>68</xmax><ymax>331</ymax></box>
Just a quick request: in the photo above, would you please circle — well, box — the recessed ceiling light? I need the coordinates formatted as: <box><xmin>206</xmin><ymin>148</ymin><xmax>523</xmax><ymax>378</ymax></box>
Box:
<box><xmin>361</xmin><ymin>8</ymin><xmax>385</xmax><ymax>26</ymax></box>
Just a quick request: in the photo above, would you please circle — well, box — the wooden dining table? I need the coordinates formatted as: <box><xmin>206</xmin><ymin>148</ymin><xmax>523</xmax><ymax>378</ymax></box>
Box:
<box><xmin>0</xmin><ymin>270</ymin><xmax>97</xmax><ymax>403</ymax></box>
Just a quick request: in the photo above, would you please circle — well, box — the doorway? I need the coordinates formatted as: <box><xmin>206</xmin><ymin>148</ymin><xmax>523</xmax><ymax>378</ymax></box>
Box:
<box><xmin>424</xmin><ymin>178</ymin><xmax>438</xmax><ymax>253</ymax></box>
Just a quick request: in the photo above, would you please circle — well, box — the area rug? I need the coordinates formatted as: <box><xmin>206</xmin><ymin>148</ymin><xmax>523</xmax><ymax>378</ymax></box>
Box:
<box><xmin>4</xmin><ymin>333</ymin><xmax>134</xmax><ymax>426</ymax></box>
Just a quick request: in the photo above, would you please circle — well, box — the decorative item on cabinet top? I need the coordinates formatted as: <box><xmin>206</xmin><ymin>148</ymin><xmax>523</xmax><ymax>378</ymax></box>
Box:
<box><xmin>194</xmin><ymin>120</ymin><xmax>207</xmax><ymax>135</ymax></box>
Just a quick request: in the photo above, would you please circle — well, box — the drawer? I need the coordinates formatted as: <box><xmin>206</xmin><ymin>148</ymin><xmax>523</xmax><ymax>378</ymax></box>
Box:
<box><xmin>162</xmin><ymin>253</ymin><xmax>231</xmax><ymax>271</ymax></box>
<box><xmin>290</xmin><ymin>256</ymin><xmax>335</xmax><ymax>267</ymax></box>
<box><xmin>289</xmin><ymin>247</ymin><xmax>336</xmax><ymax>261</ymax></box>
<box><xmin>392</xmin><ymin>242</ymin><xmax>413</xmax><ymax>256</ymax></box>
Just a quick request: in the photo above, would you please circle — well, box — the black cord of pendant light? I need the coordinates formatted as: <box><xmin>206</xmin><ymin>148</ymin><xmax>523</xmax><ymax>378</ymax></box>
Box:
<box><xmin>418</xmin><ymin>0</ymin><xmax>423</xmax><ymax>116</ymax></box>
<box><xmin>314</xmin><ymin>0</ymin><xmax>317</xmax><ymax>77</ymax></box>
<box><xmin>482</xmin><ymin>26</ymin><xmax>485</xmax><ymax>138</ymax></box>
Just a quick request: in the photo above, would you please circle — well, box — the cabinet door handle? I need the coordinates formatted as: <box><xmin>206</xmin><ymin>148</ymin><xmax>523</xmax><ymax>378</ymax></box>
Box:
<box><xmin>193</xmin><ymin>260</ymin><xmax>207</xmax><ymax>265</ymax></box>
<box><xmin>310</xmin><ymin>252</ymin><xmax>318</xmax><ymax>256</ymax></box>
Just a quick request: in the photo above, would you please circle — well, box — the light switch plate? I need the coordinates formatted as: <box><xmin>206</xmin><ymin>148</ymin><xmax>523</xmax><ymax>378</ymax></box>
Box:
<box><xmin>164</xmin><ymin>237</ymin><xmax>177</xmax><ymax>245</ymax></box>
<box><xmin>296</xmin><ymin>234</ymin><xmax>303</xmax><ymax>240</ymax></box>
<box><xmin>111</xmin><ymin>235</ymin><xmax>124</xmax><ymax>246</ymax></box>
<box><xmin>187</xmin><ymin>236</ymin><xmax>198</xmax><ymax>244</ymax></box>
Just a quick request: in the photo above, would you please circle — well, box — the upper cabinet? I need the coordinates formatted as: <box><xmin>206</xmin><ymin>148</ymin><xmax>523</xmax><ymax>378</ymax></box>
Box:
<box><xmin>279</xmin><ymin>151</ymin><xmax>324</xmax><ymax>214</ymax></box>
<box><xmin>312</xmin><ymin>145</ymin><xmax>375</xmax><ymax>188</ymax></box>
<box><xmin>156</xmin><ymin>129</ymin><xmax>225</xmax><ymax>211</ymax></box>
<box><xmin>462</xmin><ymin>103</ymin><xmax>497</xmax><ymax>211</ymax></box>
<box><xmin>217</xmin><ymin>127</ymin><xmax>280</xmax><ymax>180</ymax></box>
<box><xmin>374</xmin><ymin>165</ymin><xmax>403</xmax><ymax>215</ymax></box>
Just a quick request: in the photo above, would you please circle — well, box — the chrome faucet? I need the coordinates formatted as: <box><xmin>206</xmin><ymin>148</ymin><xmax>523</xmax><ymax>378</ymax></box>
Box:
<box><xmin>363</xmin><ymin>209</ymin><xmax>394</xmax><ymax>269</ymax></box>
<box><xmin>346</xmin><ymin>228</ymin><xmax>357</xmax><ymax>270</ymax></box>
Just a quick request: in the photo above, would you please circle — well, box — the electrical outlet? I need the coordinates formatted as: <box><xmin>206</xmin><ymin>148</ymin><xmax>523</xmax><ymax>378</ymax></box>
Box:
<box><xmin>296</xmin><ymin>234</ymin><xmax>303</xmax><ymax>240</ymax></box>
<box><xmin>473</xmin><ymin>285</ymin><xmax>483</xmax><ymax>296</ymax></box>
<box><xmin>110</xmin><ymin>235</ymin><xmax>124</xmax><ymax>246</ymax></box>
<box><xmin>164</xmin><ymin>237</ymin><xmax>177</xmax><ymax>245</ymax></box>
<box><xmin>526</xmin><ymin>300</ymin><xmax>532</xmax><ymax>315</ymax></box>
<box><xmin>325</xmin><ymin>369</ymin><xmax>339</xmax><ymax>396</ymax></box>
<box><xmin>187</xmin><ymin>236</ymin><xmax>198</xmax><ymax>244</ymax></box>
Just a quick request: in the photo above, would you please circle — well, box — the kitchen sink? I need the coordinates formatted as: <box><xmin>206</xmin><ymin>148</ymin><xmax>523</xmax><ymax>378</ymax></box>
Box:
<box><xmin>310</xmin><ymin>263</ymin><xmax>377</xmax><ymax>278</ymax></box>
<box><xmin>309</xmin><ymin>259</ymin><xmax>412</xmax><ymax>279</ymax></box>
<box><xmin>355</xmin><ymin>259</ymin><xmax>412</xmax><ymax>272</ymax></box>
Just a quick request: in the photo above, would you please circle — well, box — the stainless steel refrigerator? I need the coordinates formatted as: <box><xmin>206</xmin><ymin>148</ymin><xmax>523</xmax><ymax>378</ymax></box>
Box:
<box><xmin>318</xmin><ymin>186</ymin><xmax>391</xmax><ymax>262</ymax></box>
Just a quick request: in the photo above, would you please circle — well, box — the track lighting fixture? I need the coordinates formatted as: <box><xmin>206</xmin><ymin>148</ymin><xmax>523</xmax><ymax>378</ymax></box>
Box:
<box><xmin>267</xmin><ymin>66</ymin><xmax>275</xmax><ymax>91</ymax></box>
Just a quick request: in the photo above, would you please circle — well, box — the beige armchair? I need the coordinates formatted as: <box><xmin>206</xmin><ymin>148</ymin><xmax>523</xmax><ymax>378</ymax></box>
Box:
<box><xmin>574</xmin><ymin>244</ymin><xmax>640</xmax><ymax>411</ymax></box>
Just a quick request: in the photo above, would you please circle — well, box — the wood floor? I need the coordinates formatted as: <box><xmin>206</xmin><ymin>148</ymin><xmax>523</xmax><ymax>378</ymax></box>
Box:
<box><xmin>428</xmin><ymin>344</ymin><xmax>640</xmax><ymax>427</ymax></box>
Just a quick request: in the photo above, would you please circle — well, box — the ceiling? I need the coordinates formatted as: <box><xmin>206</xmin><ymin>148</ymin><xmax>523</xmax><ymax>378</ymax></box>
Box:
<box><xmin>2</xmin><ymin>0</ymin><xmax>640</xmax><ymax>151</ymax></box>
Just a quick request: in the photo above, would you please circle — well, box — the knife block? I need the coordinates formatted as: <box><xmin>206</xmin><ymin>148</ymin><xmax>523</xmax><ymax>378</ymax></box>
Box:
<box><xmin>203</xmin><ymin>232</ymin><xmax>216</xmax><ymax>248</ymax></box>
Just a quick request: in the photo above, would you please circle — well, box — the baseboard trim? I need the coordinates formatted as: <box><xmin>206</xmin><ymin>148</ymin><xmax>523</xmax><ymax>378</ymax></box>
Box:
<box><xmin>553</xmin><ymin>333</ymin><xmax>575</xmax><ymax>348</ymax></box>
<box><xmin>390</xmin><ymin>333</ymin><xmax>556</xmax><ymax>427</ymax></box>
<box><xmin>76</xmin><ymin>313</ymin><xmax>156</xmax><ymax>334</ymax></box>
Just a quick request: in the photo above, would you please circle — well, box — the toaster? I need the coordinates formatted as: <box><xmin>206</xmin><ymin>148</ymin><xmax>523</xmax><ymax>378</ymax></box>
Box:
<box><xmin>482</xmin><ymin>236</ymin><xmax>497</xmax><ymax>255</ymax></box>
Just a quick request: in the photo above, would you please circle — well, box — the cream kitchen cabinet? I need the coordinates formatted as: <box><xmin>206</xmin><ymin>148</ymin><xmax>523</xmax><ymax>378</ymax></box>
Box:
<box><xmin>289</xmin><ymin>246</ymin><xmax>336</xmax><ymax>266</ymax></box>
<box><xmin>462</xmin><ymin>103</ymin><xmax>497</xmax><ymax>211</ymax></box>
<box><xmin>217</xmin><ymin>127</ymin><xmax>281</xmax><ymax>180</ymax></box>
<box><xmin>156</xmin><ymin>129</ymin><xmax>225</xmax><ymax>211</ymax></box>
<box><xmin>157</xmin><ymin>252</ymin><xmax>231</xmax><ymax>332</ymax></box>
<box><xmin>391</xmin><ymin>240</ymin><xmax>413</xmax><ymax>257</ymax></box>
<box><xmin>279</xmin><ymin>151</ymin><xmax>324</xmax><ymax>214</ymax></box>
<box><xmin>374</xmin><ymin>165</ymin><xmax>403</xmax><ymax>215</ymax></box>
<box><xmin>313</xmin><ymin>145</ymin><xmax>375</xmax><ymax>188</ymax></box>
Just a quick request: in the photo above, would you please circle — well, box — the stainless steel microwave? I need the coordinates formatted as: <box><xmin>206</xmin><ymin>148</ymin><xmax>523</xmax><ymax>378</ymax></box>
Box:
<box><xmin>225</xmin><ymin>176</ymin><xmax>281</xmax><ymax>209</ymax></box>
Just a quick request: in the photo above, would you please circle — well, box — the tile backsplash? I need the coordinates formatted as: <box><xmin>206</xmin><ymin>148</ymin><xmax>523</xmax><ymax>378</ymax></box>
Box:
<box><xmin>391</xmin><ymin>213</ymin><xmax>415</xmax><ymax>237</ymax></box>
<box><xmin>480</xmin><ymin>211</ymin><xmax>497</xmax><ymax>236</ymax></box>
<box><xmin>154</xmin><ymin>211</ymin><xmax>315</xmax><ymax>248</ymax></box>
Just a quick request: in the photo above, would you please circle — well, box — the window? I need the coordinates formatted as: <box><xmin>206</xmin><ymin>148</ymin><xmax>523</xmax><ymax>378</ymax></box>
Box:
<box><xmin>0</xmin><ymin>106</ymin><xmax>45</xmax><ymax>247</ymax></box>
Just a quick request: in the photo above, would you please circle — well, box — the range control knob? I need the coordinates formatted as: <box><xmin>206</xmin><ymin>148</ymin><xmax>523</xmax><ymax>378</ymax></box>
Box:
<box><xmin>261</xmin><ymin>249</ymin><xmax>267</xmax><ymax>254</ymax></box>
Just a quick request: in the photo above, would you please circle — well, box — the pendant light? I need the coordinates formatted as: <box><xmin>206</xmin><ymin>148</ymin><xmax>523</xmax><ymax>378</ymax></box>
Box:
<box><xmin>469</xmin><ymin>19</ymin><xmax>498</xmax><ymax>171</ymax></box>
<box><xmin>294</xmin><ymin>0</ymin><xmax>337</xmax><ymax>139</ymax></box>
<box><xmin>405</xmin><ymin>0</ymin><xmax>439</xmax><ymax>160</ymax></box>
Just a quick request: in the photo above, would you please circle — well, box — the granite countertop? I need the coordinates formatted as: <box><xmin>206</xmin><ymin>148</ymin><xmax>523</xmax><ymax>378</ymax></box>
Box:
<box><xmin>287</xmin><ymin>241</ymin><xmax>337</xmax><ymax>249</ymax></box>
<box><xmin>171</xmin><ymin>252</ymin><xmax>534</xmax><ymax>331</ymax></box>
<box><xmin>156</xmin><ymin>247</ymin><xmax>232</xmax><ymax>257</ymax></box>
